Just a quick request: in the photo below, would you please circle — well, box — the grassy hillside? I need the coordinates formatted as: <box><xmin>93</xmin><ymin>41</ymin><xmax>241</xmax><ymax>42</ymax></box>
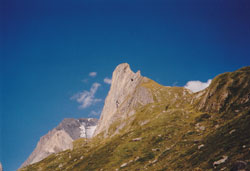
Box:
<box><xmin>20</xmin><ymin>67</ymin><xmax>250</xmax><ymax>171</ymax></box>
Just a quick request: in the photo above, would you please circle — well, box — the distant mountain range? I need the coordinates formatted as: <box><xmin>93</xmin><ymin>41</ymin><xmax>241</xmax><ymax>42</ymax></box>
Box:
<box><xmin>20</xmin><ymin>64</ymin><xmax>250</xmax><ymax>171</ymax></box>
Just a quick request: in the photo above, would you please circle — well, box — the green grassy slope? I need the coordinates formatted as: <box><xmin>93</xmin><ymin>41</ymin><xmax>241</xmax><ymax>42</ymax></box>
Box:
<box><xmin>20</xmin><ymin>67</ymin><xmax>250</xmax><ymax>171</ymax></box>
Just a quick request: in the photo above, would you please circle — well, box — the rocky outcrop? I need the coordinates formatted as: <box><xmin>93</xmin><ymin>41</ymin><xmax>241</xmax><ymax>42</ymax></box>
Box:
<box><xmin>21</xmin><ymin>118</ymin><xmax>98</xmax><ymax>168</ymax></box>
<box><xmin>94</xmin><ymin>63</ymin><xmax>154</xmax><ymax>137</ymax></box>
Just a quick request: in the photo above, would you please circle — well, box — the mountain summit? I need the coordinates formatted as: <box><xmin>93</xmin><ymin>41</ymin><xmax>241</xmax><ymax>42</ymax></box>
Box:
<box><xmin>20</xmin><ymin>65</ymin><xmax>250</xmax><ymax>171</ymax></box>
<box><xmin>20</xmin><ymin>118</ymin><xmax>98</xmax><ymax>168</ymax></box>
<box><xmin>94</xmin><ymin>63</ymin><xmax>154</xmax><ymax>137</ymax></box>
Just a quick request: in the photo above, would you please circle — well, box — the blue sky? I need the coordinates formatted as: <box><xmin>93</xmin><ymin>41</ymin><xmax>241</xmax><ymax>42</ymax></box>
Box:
<box><xmin>1</xmin><ymin>0</ymin><xmax>250</xmax><ymax>170</ymax></box>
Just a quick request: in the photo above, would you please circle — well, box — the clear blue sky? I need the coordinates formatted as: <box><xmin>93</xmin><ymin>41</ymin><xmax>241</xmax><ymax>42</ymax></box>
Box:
<box><xmin>1</xmin><ymin>0</ymin><xmax>250</xmax><ymax>170</ymax></box>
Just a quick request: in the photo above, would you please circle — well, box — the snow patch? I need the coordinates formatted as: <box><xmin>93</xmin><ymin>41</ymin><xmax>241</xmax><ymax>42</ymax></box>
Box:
<box><xmin>87</xmin><ymin>125</ymin><xmax>97</xmax><ymax>138</ymax></box>
<box><xmin>79</xmin><ymin>124</ymin><xmax>97</xmax><ymax>138</ymax></box>
<box><xmin>79</xmin><ymin>124</ymin><xmax>86</xmax><ymax>138</ymax></box>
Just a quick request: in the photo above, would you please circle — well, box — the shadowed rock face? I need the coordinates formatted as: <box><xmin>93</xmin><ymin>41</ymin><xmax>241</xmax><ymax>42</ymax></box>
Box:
<box><xmin>56</xmin><ymin>118</ymin><xmax>98</xmax><ymax>139</ymax></box>
<box><xmin>20</xmin><ymin>118</ymin><xmax>98</xmax><ymax>168</ymax></box>
<box><xmin>196</xmin><ymin>67</ymin><xmax>250</xmax><ymax>113</ymax></box>
<box><xmin>94</xmin><ymin>63</ymin><xmax>154</xmax><ymax>137</ymax></box>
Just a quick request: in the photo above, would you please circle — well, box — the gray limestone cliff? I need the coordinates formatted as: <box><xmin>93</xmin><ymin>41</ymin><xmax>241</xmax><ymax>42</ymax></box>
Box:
<box><xmin>20</xmin><ymin>118</ymin><xmax>98</xmax><ymax>168</ymax></box>
<box><xmin>94</xmin><ymin>63</ymin><xmax>154</xmax><ymax>137</ymax></box>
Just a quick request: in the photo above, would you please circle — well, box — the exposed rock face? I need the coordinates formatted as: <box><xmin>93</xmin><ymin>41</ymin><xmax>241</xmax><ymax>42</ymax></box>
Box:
<box><xmin>21</xmin><ymin>118</ymin><xmax>98</xmax><ymax>168</ymax></box>
<box><xmin>56</xmin><ymin>118</ymin><xmax>98</xmax><ymax>139</ymax></box>
<box><xmin>94</xmin><ymin>63</ymin><xmax>154</xmax><ymax>137</ymax></box>
<box><xmin>0</xmin><ymin>162</ymin><xmax>2</xmax><ymax>171</ymax></box>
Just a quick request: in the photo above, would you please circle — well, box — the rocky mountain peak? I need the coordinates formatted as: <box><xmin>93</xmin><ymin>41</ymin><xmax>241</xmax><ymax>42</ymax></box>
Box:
<box><xmin>111</xmin><ymin>63</ymin><xmax>142</xmax><ymax>89</ymax></box>
<box><xmin>21</xmin><ymin>118</ymin><xmax>98</xmax><ymax>168</ymax></box>
<box><xmin>56</xmin><ymin>118</ymin><xmax>98</xmax><ymax>139</ymax></box>
<box><xmin>94</xmin><ymin>63</ymin><xmax>153</xmax><ymax>137</ymax></box>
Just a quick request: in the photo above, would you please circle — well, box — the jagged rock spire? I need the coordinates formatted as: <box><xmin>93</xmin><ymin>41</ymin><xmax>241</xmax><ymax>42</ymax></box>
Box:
<box><xmin>94</xmin><ymin>63</ymin><xmax>153</xmax><ymax>137</ymax></box>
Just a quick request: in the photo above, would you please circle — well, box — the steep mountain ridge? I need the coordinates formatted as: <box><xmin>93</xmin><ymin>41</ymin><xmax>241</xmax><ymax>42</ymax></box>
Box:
<box><xmin>196</xmin><ymin>66</ymin><xmax>250</xmax><ymax>114</ymax></box>
<box><xmin>94</xmin><ymin>63</ymin><xmax>154</xmax><ymax>137</ymax></box>
<box><xmin>20</xmin><ymin>65</ymin><xmax>250</xmax><ymax>171</ymax></box>
<box><xmin>20</xmin><ymin>118</ymin><xmax>98</xmax><ymax>168</ymax></box>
